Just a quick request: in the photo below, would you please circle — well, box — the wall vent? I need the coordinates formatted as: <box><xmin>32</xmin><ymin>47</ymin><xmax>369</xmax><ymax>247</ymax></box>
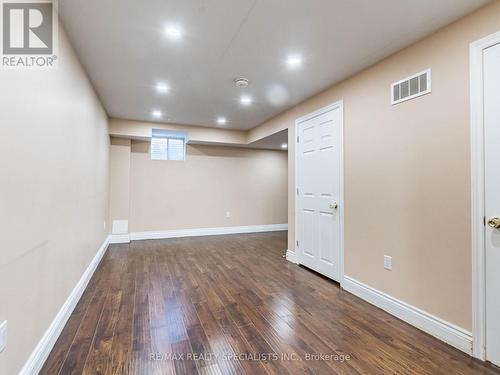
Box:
<box><xmin>391</xmin><ymin>69</ymin><xmax>431</xmax><ymax>105</ymax></box>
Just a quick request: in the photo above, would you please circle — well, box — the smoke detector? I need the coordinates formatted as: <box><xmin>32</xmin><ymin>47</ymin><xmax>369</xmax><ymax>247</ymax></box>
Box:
<box><xmin>234</xmin><ymin>78</ymin><xmax>249</xmax><ymax>88</ymax></box>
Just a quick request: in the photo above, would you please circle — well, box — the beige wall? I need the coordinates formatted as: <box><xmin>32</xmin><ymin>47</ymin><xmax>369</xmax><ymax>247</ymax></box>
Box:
<box><xmin>250</xmin><ymin>1</ymin><xmax>500</xmax><ymax>331</ymax></box>
<box><xmin>109</xmin><ymin>138</ymin><xmax>131</xmax><ymax>222</ymax></box>
<box><xmin>108</xmin><ymin>140</ymin><xmax>288</xmax><ymax>232</ymax></box>
<box><xmin>0</xmin><ymin>26</ymin><xmax>109</xmax><ymax>374</ymax></box>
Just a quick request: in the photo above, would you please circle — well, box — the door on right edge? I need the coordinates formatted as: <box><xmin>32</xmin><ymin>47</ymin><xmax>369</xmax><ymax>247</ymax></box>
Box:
<box><xmin>484</xmin><ymin>42</ymin><xmax>500</xmax><ymax>367</ymax></box>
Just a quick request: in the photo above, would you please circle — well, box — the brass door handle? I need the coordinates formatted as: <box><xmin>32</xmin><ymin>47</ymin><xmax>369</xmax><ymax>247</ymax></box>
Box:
<box><xmin>488</xmin><ymin>217</ymin><xmax>500</xmax><ymax>229</ymax></box>
<box><xmin>329</xmin><ymin>202</ymin><xmax>338</xmax><ymax>210</ymax></box>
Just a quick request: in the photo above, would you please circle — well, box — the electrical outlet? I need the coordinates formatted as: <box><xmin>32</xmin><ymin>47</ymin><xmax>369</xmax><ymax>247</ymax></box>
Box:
<box><xmin>384</xmin><ymin>255</ymin><xmax>392</xmax><ymax>270</ymax></box>
<box><xmin>225</xmin><ymin>211</ymin><xmax>231</xmax><ymax>218</ymax></box>
<box><xmin>0</xmin><ymin>321</ymin><xmax>7</xmax><ymax>353</ymax></box>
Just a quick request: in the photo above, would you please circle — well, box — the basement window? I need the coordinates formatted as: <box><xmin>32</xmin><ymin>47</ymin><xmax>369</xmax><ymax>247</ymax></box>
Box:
<box><xmin>151</xmin><ymin>129</ymin><xmax>187</xmax><ymax>161</ymax></box>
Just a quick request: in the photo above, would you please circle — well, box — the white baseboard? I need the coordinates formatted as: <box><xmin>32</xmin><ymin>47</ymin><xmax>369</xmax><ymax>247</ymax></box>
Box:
<box><xmin>342</xmin><ymin>276</ymin><xmax>473</xmax><ymax>355</ymax></box>
<box><xmin>130</xmin><ymin>224</ymin><xmax>288</xmax><ymax>241</ymax></box>
<box><xmin>20</xmin><ymin>236</ymin><xmax>110</xmax><ymax>375</ymax></box>
<box><xmin>286</xmin><ymin>249</ymin><xmax>299</xmax><ymax>264</ymax></box>
<box><xmin>108</xmin><ymin>234</ymin><xmax>131</xmax><ymax>244</ymax></box>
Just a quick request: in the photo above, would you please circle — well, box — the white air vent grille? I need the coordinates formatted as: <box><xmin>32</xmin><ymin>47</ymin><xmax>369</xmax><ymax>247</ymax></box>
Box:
<box><xmin>391</xmin><ymin>69</ymin><xmax>431</xmax><ymax>105</ymax></box>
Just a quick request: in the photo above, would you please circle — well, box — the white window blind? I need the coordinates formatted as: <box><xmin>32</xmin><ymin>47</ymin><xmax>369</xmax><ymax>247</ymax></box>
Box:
<box><xmin>151</xmin><ymin>138</ymin><xmax>169</xmax><ymax>160</ymax></box>
<box><xmin>151</xmin><ymin>129</ymin><xmax>187</xmax><ymax>161</ymax></box>
<box><xmin>167</xmin><ymin>138</ymin><xmax>185</xmax><ymax>160</ymax></box>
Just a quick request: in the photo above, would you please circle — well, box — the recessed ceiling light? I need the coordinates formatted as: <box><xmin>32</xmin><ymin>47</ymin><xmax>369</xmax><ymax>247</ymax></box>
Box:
<box><xmin>155</xmin><ymin>82</ymin><xmax>169</xmax><ymax>94</ymax></box>
<box><xmin>286</xmin><ymin>55</ymin><xmax>303</xmax><ymax>69</ymax></box>
<box><xmin>234</xmin><ymin>78</ymin><xmax>249</xmax><ymax>88</ymax></box>
<box><xmin>217</xmin><ymin>117</ymin><xmax>227</xmax><ymax>125</ymax></box>
<box><xmin>240</xmin><ymin>95</ymin><xmax>252</xmax><ymax>106</ymax></box>
<box><xmin>281</xmin><ymin>143</ymin><xmax>288</xmax><ymax>149</ymax></box>
<box><xmin>165</xmin><ymin>25</ymin><xmax>182</xmax><ymax>40</ymax></box>
<box><xmin>152</xmin><ymin>110</ymin><xmax>163</xmax><ymax>118</ymax></box>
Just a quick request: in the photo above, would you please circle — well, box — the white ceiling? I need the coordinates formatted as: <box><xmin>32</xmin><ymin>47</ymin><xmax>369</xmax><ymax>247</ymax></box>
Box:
<box><xmin>59</xmin><ymin>0</ymin><xmax>489</xmax><ymax>130</ymax></box>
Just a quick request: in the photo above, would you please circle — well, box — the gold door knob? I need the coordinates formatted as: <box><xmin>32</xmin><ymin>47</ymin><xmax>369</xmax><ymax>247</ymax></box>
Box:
<box><xmin>329</xmin><ymin>202</ymin><xmax>338</xmax><ymax>209</ymax></box>
<box><xmin>488</xmin><ymin>217</ymin><xmax>500</xmax><ymax>229</ymax></box>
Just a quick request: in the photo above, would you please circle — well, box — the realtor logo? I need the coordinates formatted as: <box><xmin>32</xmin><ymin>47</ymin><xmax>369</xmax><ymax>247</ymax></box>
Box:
<box><xmin>1</xmin><ymin>0</ymin><xmax>58</xmax><ymax>69</ymax></box>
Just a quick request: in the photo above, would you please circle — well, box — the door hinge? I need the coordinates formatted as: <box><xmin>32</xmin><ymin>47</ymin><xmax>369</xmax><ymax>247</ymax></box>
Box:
<box><xmin>296</xmin><ymin>240</ymin><xmax>299</xmax><ymax>247</ymax></box>
<box><xmin>297</xmin><ymin>136</ymin><xmax>299</xmax><ymax>143</ymax></box>
<box><xmin>297</xmin><ymin>188</ymin><xmax>299</xmax><ymax>196</ymax></box>
<box><xmin>484</xmin><ymin>216</ymin><xmax>486</xmax><ymax>226</ymax></box>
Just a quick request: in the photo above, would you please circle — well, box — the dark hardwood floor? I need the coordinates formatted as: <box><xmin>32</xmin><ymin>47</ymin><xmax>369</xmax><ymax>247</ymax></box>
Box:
<box><xmin>41</xmin><ymin>232</ymin><xmax>499</xmax><ymax>375</ymax></box>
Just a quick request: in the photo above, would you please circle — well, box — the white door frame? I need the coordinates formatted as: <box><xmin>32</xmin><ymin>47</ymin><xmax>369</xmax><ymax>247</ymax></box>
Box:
<box><xmin>294</xmin><ymin>100</ymin><xmax>344</xmax><ymax>284</ymax></box>
<box><xmin>470</xmin><ymin>30</ymin><xmax>500</xmax><ymax>361</ymax></box>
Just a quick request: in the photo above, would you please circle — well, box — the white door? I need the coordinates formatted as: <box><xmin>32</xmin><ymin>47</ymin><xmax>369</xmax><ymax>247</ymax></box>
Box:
<box><xmin>484</xmin><ymin>42</ymin><xmax>500</xmax><ymax>367</ymax></box>
<box><xmin>297</xmin><ymin>103</ymin><xmax>342</xmax><ymax>282</ymax></box>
